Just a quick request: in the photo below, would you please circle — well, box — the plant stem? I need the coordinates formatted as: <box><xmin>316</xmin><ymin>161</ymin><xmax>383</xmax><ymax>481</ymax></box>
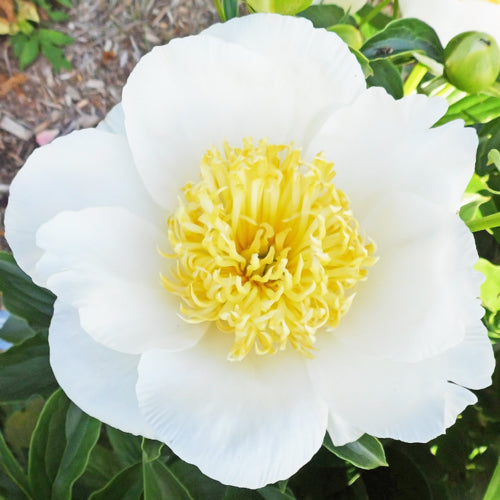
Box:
<box><xmin>403</xmin><ymin>63</ymin><xmax>427</xmax><ymax>95</ymax></box>
<box><xmin>213</xmin><ymin>0</ymin><xmax>226</xmax><ymax>21</ymax></box>
<box><xmin>420</xmin><ymin>75</ymin><xmax>449</xmax><ymax>95</ymax></box>
<box><xmin>467</xmin><ymin>213</ymin><xmax>500</xmax><ymax>232</ymax></box>
<box><xmin>435</xmin><ymin>82</ymin><xmax>456</xmax><ymax>97</ymax></box>
<box><xmin>393</xmin><ymin>0</ymin><xmax>399</xmax><ymax>19</ymax></box>
<box><xmin>359</xmin><ymin>0</ymin><xmax>392</xmax><ymax>26</ymax></box>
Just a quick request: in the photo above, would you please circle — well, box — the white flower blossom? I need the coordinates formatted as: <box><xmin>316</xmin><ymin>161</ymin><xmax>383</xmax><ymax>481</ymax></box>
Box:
<box><xmin>5</xmin><ymin>14</ymin><xmax>494</xmax><ymax>489</ymax></box>
<box><xmin>399</xmin><ymin>0</ymin><xmax>500</xmax><ymax>45</ymax></box>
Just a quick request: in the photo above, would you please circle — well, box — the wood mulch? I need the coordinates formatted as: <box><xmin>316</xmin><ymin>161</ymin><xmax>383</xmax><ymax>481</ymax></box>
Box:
<box><xmin>0</xmin><ymin>0</ymin><xmax>219</xmax><ymax>250</ymax></box>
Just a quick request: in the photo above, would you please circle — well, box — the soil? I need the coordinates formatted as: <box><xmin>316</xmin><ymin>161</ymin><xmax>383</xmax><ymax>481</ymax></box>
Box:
<box><xmin>0</xmin><ymin>0</ymin><xmax>219</xmax><ymax>250</ymax></box>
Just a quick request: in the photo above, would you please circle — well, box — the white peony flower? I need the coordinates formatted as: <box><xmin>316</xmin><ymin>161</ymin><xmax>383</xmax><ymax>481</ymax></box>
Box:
<box><xmin>399</xmin><ymin>0</ymin><xmax>500</xmax><ymax>46</ymax></box>
<box><xmin>312</xmin><ymin>0</ymin><xmax>366</xmax><ymax>12</ymax></box>
<box><xmin>5</xmin><ymin>13</ymin><xmax>494</xmax><ymax>489</ymax></box>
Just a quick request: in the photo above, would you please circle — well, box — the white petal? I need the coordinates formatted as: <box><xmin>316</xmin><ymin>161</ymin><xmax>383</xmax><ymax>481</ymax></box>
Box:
<box><xmin>123</xmin><ymin>14</ymin><xmax>364</xmax><ymax>210</ymax></box>
<box><xmin>36</xmin><ymin>207</ymin><xmax>205</xmax><ymax>354</ymax></box>
<box><xmin>203</xmin><ymin>14</ymin><xmax>365</xmax><ymax>144</ymax></box>
<box><xmin>327</xmin><ymin>413</ymin><xmax>364</xmax><ymax>447</ymax></box>
<box><xmin>399</xmin><ymin>0</ymin><xmax>500</xmax><ymax>45</ymax></box>
<box><xmin>5</xmin><ymin>129</ymin><xmax>161</xmax><ymax>284</ymax></box>
<box><xmin>309</xmin><ymin>336</ymin><xmax>477</xmax><ymax>443</ymax></box>
<box><xmin>136</xmin><ymin>327</ymin><xmax>328</xmax><ymax>488</ymax></box>
<box><xmin>308</xmin><ymin>87</ymin><xmax>477</xmax><ymax>216</ymax></box>
<box><xmin>444</xmin><ymin>384</ymin><xmax>477</xmax><ymax>428</ymax></box>
<box><xmin>441</xmin><ymin>322</ymin><xmax>494</xmax><ymax>390</ymax></box>
<box><xmin>203</xmin><ymin>15</ymin><xmax>365</xmax><ymax>126</ymax></box>
<box><xmin>49</xmin><ymin>301</ymin><xmax>155</xmax><ymax>438</ymax></box>
<box><xmin>332</xmin><ymin>192</ymin><xmax>483</xmax><ymax>362</ymax></box>
<box><xmin>96</xmin><ymin>103</ymin><xmax>126</xmax><ymax>136</ymax></box>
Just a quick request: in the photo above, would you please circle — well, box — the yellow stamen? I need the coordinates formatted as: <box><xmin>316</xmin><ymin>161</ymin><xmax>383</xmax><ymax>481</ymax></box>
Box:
<box><xmin>162</xmin><ymin>138</ymin><xmax>376</xmax><ymax>361</ymax></box>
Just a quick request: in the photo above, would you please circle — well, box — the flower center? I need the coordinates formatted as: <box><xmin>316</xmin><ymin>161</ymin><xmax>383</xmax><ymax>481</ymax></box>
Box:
<box><xmin>162</xmin><ymin>138</ymin><xmax>376</xmax><ymax>361</ymax></box>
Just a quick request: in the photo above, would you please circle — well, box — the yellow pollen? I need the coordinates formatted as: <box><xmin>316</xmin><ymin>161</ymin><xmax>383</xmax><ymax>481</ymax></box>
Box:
<box><xmin>161</xmin><ymin>138</ymin><xmax>376</xmax><ymax>361</ymax></box>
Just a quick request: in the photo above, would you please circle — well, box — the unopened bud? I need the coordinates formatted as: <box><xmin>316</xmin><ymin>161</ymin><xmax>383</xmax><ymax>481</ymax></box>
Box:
<box><xmin>328</xmin><ymin>24</ymin><xmax>363</xmax><ymax>50</ymax></box>
<box><xmin>444</xmin><ymin>31</ymin><xmax>500</xmax><ymax>94</ymax></box>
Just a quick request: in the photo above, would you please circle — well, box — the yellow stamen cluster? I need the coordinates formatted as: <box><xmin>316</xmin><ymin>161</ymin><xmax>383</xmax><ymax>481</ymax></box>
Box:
<box><xmin>162</xmin><ymin>138</ymin><xmax>376</xmax><ymax>361</ymax></box>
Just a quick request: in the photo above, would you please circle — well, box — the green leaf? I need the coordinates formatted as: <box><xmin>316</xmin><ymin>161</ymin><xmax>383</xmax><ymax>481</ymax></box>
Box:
<box><xmin>38</xmin><ymin>29</ymin><xmax>73</xmax><ymax>46</ymax></box>
<box><xmin>0</xmin><ymin>469</ymin><xmax>29</xmax><ymax>500</ymax></box>
<box><xmin>361</xmin><ymin>18</ymin><xmax>443</xmax><ymax>63</ymax></box>
<box><xmin>258</xmin><ymin>485</ymin><xmax>296</xmax><ymax>499</ymax></box>
<box><xmin>485</xmin><ymin>309</ymin><xmax>500</xmax><ymax>338</ymax></box>
<box><xmin>475</xmin><ymin>258</ymin><xmax>500</xmax><ymax>311</ymax></box>
<box><xmin>277</xmin><ymin>480</ymin><xmax>288</xmax><ymax>493</ymax></box>
<box><xmin>28</xmin><ymin>390</ymin><xmax>101</xmax><ymax>500</ymax></box>
<box><xmin>0</xmin><ymin>431</ymin><xmax>32</xmax><ymax>499</ymax></box>
<box><xmin>436</xmin><ymin>95</ymin><xmax>500</xmax><ymax>127</ymax></box>
<box><xmin>168</xmin><ymin>460</ymin><xmax>226</xmax><ymax>499</ymax></box>
<box><xmin>40</xmin><ymin>41</ymin><xmax>73</xmax><ymax>72</ymax></box>
<box><xmin>19</xmin><ymin>35</ymin><xmax>39</xmax><ymax>69</ymax></box>
<box><xmin>323</xmin><ymin>434</ymin><xmax>387</xmax><ymax>470</ymax></box>
<box><xmin>4</xmin><ymin>396</ymin><xmax>45</xmax><ymax>458</ymax></box>
<box><xmin>412</xmin><ymin>51</ymin><xmax>444</xmax><ymax>76</ymax></box>
<box><xmin>488</xmin><ymin>148</ymin><xmax>500</xmax><ymax>172</ymax></box>
<box><xmin>106</xmin><ymin>427</ymin><xmax>142</xmax><ymax>468</ymax></box>
<box><xmin>51</xmin><ymin>403</ymin><xmax>101</xmax><ymax>499</ymax></box>
<box><xmin>0</xmin><ymin>252</ymin><xmax>55</xmax><ymax>330</ymax></box>
<box><xmin>350</xmin><ymin>47</ymin><xmax>373</xmax><ymax>78</ymax></box>
<box><xmin>142</xmin><ymin>459</ymin><xmax>194</xmax><ymax>500</ymax></box>
<box><xmin>88</xmin><ymin>463</ymin><xmax>143</xmax><ymax>500</ymax></box>
<box><xmin>0</xmin><ymin>314</ymin><xmax>35</xmax><ymax>345</ymax></box>
<box><xmin>46</xmin><ymin>11</ymin><xmax>69</xmax><ymax>21</ymax></box>
<box><xmin>356</xmin><ymin>2</ymin><xmax>392</xmax><ymax>34</ymax></box>
<box><xmin>141</xmin><ymin>439</ymin><xmax>163</xmax><ymax>463</ymax></box>
<box><xmin>78</xmin><ymin>444</ymin><xmax>123</xmax><ymax>493</ymax></box>
<box><xmin>465</xmin><ymin>173</ymin><xmax>500</xmax><ymax>242</ymax></box>
<box><xmin>11</xmin><ymin>33</ymin><xmax>29</xmax><ymax>58</ymax></box>
<box><xmin>366</xmin><ymin>59</ymin><xmax>404</xmax><ymax>99</ymax></box>
<box><xmin>222</xmin><ymin>0</ymin><xmax>239</xmax><ymax>19</ymax></box>
<box><xmin>477</xmin><ymin>118</ymin><xmax>500</xmax><ymax>175</ymax></box>
<box><xmin>484</xmin><ymin>458</ymin><xmax>500</xmax><ymax>500</ymax></box>
<box><xmin>298</xmin><ymin>5</ymin><xmax>352</xmax><ymax>29</ymax></box>
<box><xmin>0</xmin><ymin>333</ymin><xmax>57</xmax><ymax>402</ymax></box>
<box><xmin>460</xmin><ymin>191</ymin><xmax>491</xmax><ymax>224</ymax></box>
<box><xmin>17</xmin><ymin>19</ymin><xmax>35</xmax><ymax>36</ymax></box>
<box><xmin>224</xmin><ymin>487</ymin><xmax>262</xmax><ymax>499</ymax></box>
<box><xmin>28</xmin><ymin>390</ymin><xmax>69</xmax><ymax>500</ymax></box>
<box><xmin>363</xmin><ymin>446</ymin><xmax>432</xmax><ymax>500</ymax></box>
<box><xmin>459</xmin><ymin>173</ymin><xmax>493</xmax><ymax>224</ymax></box>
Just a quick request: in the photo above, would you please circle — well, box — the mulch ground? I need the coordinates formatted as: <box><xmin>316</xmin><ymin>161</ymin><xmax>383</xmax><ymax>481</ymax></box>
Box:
<box><xmin>0</xmin><ymin>0</ymin><xmax>219</xmax><ymax>250</ymax></box>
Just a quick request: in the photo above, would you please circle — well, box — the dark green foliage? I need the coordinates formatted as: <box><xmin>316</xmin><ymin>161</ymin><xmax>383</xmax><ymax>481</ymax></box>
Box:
<box><xmin>7</xmin><ymin>0</ymin><xmax>73</xmax><ymax>71</ymax></box>
<box><xmin>298</xmin><ymin>5</ymin><xmax>355</xmax><ymax>28</ymax></box>
<box><xmin>361</xmin><ymin>18</ymin><xmax>444</xmax><ymax>63</ymax></box>
<box><xmin>366</xmin><ymin>59</ymin><xmax>404</xmax><ymax>99</ymax></box>
<box><xmin>0</xmin><ymin>252</ymin><xmax>54</xmax><ymax>331</ymax></box>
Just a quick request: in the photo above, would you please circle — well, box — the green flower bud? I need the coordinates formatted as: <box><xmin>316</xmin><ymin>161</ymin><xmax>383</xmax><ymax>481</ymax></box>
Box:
<box><xmin>444</xmin><ymin>31</ymin><xmax>500</xmax><ymax>94</ymax></box>
<box><xmin>328</xmin><ymin>24</ymin><xmax>363</xmax><ymax>50</ymax></box>
<box><xmin>245</xmin><ymin>0</ymin><xmax>313</xmax><ymax>15</ymax></box>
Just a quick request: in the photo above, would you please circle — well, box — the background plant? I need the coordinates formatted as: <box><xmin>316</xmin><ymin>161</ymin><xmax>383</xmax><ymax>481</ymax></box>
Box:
<box><xmin>1</xmin><ymin>1</ymin><xmax>500</xmax><ymax>498</ymax></box>
<box><xmin>0</xmin><ymin>0</ymin><xmax>73</xmax><ymax>71</ymax></box>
